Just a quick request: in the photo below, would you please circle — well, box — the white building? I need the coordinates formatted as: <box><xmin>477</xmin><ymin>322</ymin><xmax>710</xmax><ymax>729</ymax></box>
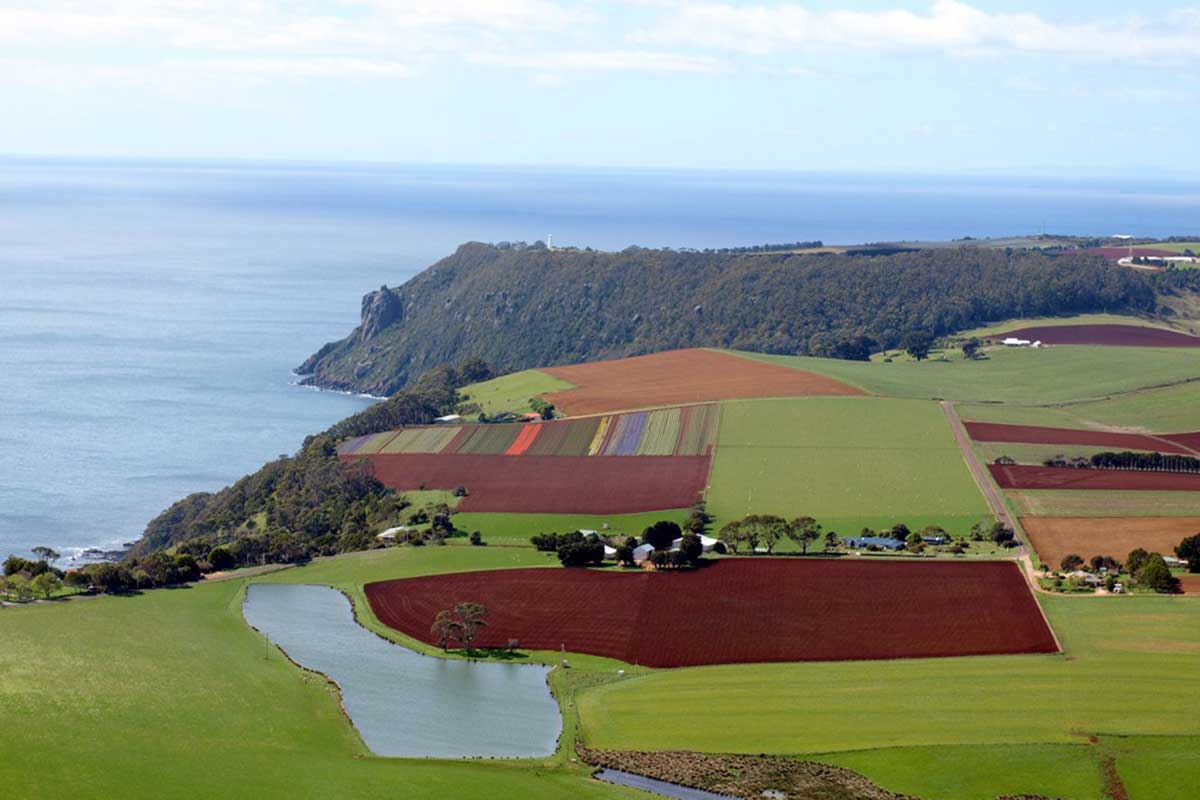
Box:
<box><xmin>632</xmin><ymin>543</ymin><xmax>655</xmax><ymax>563</ymax></box>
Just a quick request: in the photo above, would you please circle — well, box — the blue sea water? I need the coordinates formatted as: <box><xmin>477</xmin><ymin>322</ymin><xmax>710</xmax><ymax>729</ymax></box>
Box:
<box><xmin>2</xmin><ymin>158</ymin><xmax>1199</xmax><ymax>560</ymax></box>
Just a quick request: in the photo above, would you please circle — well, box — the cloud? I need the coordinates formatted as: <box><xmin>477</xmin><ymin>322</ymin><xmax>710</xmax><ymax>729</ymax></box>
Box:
<box><xmin>635</xmin><ymin>1</ymin><xmax>1200</xmax><ymax>61</ymax></box>
<box><xmin>471</xmin><ymin>49</ymin><xmax>718</xmax><ymax>73</ymax></box>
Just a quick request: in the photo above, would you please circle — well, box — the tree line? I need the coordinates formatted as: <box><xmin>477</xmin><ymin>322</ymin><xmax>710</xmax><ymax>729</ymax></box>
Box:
<box><xmin>1042</xmin><ymin>450</ymin><xmax>1200</xmax><ymax>473</ymax></box>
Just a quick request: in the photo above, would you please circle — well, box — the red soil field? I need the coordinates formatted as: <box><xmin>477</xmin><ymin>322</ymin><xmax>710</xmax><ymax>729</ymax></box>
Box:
<box><xmin>1162</xmin><ymin>432</ymin><xmax>1200</xmax><ymax>453</ymax></box>
<box><xmin>541</xmin><ymin>348</ymin><xmax>864</xmax><ymax>416</ymax></box>
<box><xmin>1019</xmin><ymin>516</ymin><xmax>1200</xmax><ymax>568</ymax></box>
<box><xmin>995</xmin><ymin>324</ymin><xmax>1200</xmax><ymax>347</ymax></box>
<box><xmin>964</xmin><ymin>422</ymin><xmax>1193</xmax><ymax>455</ymax></box>
<box><xmin>990</xmin><ymin>463</ymin><xmax>1200</xmax><ymax>491</ymax></box>
<box><xmin>1081</xmin><ymin>247</ymin><xmax>1178</xmax><ymax>261</ymax></box>
<box><xmin>1177</xmin><ymin>575</ymin><xmax>1200</xmax><ymax>595</ymax></box>
<box><xmin>354</xmin><ymin>453</ymin><xmax>711</xmax><ymax>514</ymax></box>
<box><xmin>365</xmin><ymin>559</ymin><xmax>1058</xmax><ymax>667</ymax></box>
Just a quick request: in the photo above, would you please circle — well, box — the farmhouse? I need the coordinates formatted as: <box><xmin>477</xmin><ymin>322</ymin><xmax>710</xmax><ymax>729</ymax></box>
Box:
<box><xmin>841</xmin><ymin>535</ymin><xmax>904</xmax><ymax>551</ymax></box>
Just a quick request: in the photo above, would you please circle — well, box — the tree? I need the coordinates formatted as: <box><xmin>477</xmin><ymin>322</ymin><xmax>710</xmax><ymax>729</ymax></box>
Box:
<box><xmin>29</xmin><ymin>571</ymin><xmax>61</xmax><ymax>599</ymax></box>
<box><xmin>824</xmin><ymin>531</ymin><xmax>839</xmax><ymax>551</ymax></box>
<box><xmin>31</xmin><ymin>546</ymin><xmax>61</xmax><ymax>565</ymax></box>
<box><xmin>787</xmin><ymin>516</ymin><xmax>822</xmax><ymax>555</ymax></box>
<box><xmin>906</xmin><ymin>531</ymin><xmax>925</xmax><ymax>552</ymax></box>
<box><xmin>557</xmin><ymin>539</ymin><xmax>604</xmax><ymax>567</ymax></box>
<box><xmin>1089</xmin><ymin>555</ymin><xmax>1120</xmax><ymax>573</ymax></box>
<box><xmin>643</xmin><ymin>520</ymin><xmax>682</xmax><ymax>551</ymax></box>
<box><xmin>900</xmin><ymin>330</ymin><xmax>934</xmax><ymax>361</ymax></box>
<box><xmin>890</xmin><ymin>523</ymin><xmax>911</xmax><ymax>542</ymax></box>
<box><xmin>961</xmin><ymin>337</ymin><xmax>982</xmax><ymax>359</ymax></box>
<box><xmin>431</xmin><ymin>610</ymin><xmax>461</xmax><ymax>651</ymax></box>
<box><xmin>1060</xmin><ymin>554</ymin><xmax>1085</xmax><ymax>572</ymax></box>
<box><xmin>1135</xmin><ymin>554</ymin><xmax>1175</xmax><ymax>593</ymax></box>
<box><xmin>718</xmin><ymin>520</ymin><xmax>743</xmax><ymax>553</ymax></box>
<box><xmin>675</xmin><ymin>533</ymin><xmax>703</xmax><ymax>565</ymax></box>
<box><xmin>208</xmin><ymin>546</ymin><xmax>236</xmax><ymax>571</ymax></box>
<box><xmin>615</xmin><ymin>544</ymin><xmax>635</xmax><ymax>567</ymax></box>
<box><xmin>469</xmin><ymin>530</ymin><xmax>484</xmax><ymax>546</ymax></box>
<box><xmin>990</xmin><ymin>522</ymin><xmax>1015</xmax><ymax>545</ymax></box>
<box><xmin>454</xmin><ymin>602</ymin><xmax>488</xmax><ymax>650</ymax></box>
<box><xmin>1175</xmin><ymin>534</ymin><xmax>1200</xmax><ymax>573</ymax></box>
<box><xmin>1126</xmin><ymin>548</ymin><xmax>1151</xmax><ymax>576</ymax></box>
<box><xmin>5</xmin><ymin>574</ymin><xmax>31</xmax><ymax>601</ymax></box>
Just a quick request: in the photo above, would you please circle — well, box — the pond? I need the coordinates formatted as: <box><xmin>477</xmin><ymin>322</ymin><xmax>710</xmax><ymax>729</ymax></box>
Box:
<box><xmin>242</xmin><ymin>583</ymin><xmax>561</xmax><ymax>758</ymax></box>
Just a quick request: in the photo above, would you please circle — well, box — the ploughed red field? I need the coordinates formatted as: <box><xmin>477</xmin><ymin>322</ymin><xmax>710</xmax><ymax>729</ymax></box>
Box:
<box><xmin>1081</xmin><ymin>247</ymin><xmax>1178</xmax><ymax>261</ymax></box>
<box><xmin>357</xmin><ymin>453</ymin><xmax>711</xmax><ymax>514</ymax></box>
<box><xmin>995</xmin><ymin>324</ymin><xmax>1200</xmax><ymax>347</ymax></box>
<box><xmin>964</xmin><ymin>421</ymin><xmax>1196</xmax><ymax>455</ymax></box>
<box><xmin>989</xmin><ymin>463</ymin><xmax>1200</xmax><ymax>491</ymax></box>
<box><xmin>365</xmin><ymin>559</ymin><xmax>1058</xmax><ymax>667</ymax></box>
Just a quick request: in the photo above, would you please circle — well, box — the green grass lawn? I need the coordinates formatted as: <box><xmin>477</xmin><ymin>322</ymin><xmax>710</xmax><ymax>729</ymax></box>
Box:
<box><xmin>576</xmin><ymin>593</ymin><xmax>1200</xmax><ymax>798</ymax></box>
<box><xmin>0</xmin><ymin>558</ymin><xmax>640</xmax><ymax>800</ymax></box>
<box><xmin>452</xmin><ymin>509</ymin><xmax>691</xmax><ymax>545</ymax></box>
<box><xmin>729</xmin><ymin>345</ymin><xmax>1200</xmax><ymax>405</ymax></box>
<box><xmin>1147</xmin><ymin>242</ymin><xmax>1200</xmax><ymax>254</ymax></box>
<box><xmin>959</xmin><ymin>379</ymin><xmax>1200</xmax><ymax>433</ymax></box>
<box><xmin>458</xmin><ymin>369</ymin><xmax>575</xmax><ymax>416</ymax></box>
<box><xmin>706</xmin><ymin>397</ymin><xmax>990</xmax><ymax>534</ymax></box>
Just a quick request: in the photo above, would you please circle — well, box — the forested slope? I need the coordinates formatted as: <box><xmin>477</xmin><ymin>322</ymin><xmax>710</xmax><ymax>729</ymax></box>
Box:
<box><xmin>298</xmin><ymin>242</ymin><xmax>1161</xmax><ymax>395</ymax></box>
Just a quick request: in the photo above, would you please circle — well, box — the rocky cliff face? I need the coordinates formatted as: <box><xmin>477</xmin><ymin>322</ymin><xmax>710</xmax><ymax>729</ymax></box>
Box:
<box><xmin>296</xmin><ymin>241</ymin><xmax>1155</xmax><ymax>397</ymax></box>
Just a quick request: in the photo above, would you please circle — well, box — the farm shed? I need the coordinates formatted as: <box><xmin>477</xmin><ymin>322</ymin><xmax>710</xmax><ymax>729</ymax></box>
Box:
<box><xmin>376</xmin><ymin>525</ymin><xmax>415</xmax><ymax>542</ymax></box>
<box><xmin>632</xmin><ymin>543</ymin><xmax>655</xmax><ymax>563</ymax></box>
<box><xmin>670</xmin><ymin>534</ymin><xmax>720</xmax><ymax>552</ymax></box>
<box><xmin>603</xmin><ymin>545</ymin><xmax>618</xmax><ymax>560</ymax></box>
<box><xmin>434</xmin><ymin>414</ymin><xmax>462</xmax><ymax>423</ymax></box>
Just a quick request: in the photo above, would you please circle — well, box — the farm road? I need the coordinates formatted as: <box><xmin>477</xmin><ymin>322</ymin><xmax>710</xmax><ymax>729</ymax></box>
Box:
<box><xmin>941</xmin><ymin>401</ymin><xmax>1012</xmax><ymax>529</ymax></box>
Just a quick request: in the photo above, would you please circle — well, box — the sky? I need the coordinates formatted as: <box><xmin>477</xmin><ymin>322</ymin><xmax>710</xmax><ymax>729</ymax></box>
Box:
<box><xmin>3</xmin><ymin>0</ymin><xmax>1199</xmax><ymax>174</ymax></box>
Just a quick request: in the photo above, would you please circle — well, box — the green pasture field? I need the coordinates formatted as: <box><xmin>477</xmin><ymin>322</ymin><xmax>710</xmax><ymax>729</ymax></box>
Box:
<box><xmin>728</xmin><ymin>345</ymin><xmax>1200</xmax><ymax>405</ymax></box>
<box><xmin>959</xmin><ymin>379</ymin><xmax>1200</xmax><ymax>433</ymax></box>
<box><xmin>576</xmin><ymin>593</ymin><xmax>1200</xmax><ymax>798</ymax></box>
<box><xmin>452</xmin><ymin>509</ymin><xmax>691</xmax><ymax>546</ymax></box>
<box><xmin>0</xmin><ymin>550</ymin><xmax>636</xmax><ymax>800</ymax></box>
<box><xmin>1010</xmin><ymin>489</ymin><xmax>1200</xmax><ymax>518</ymax></box>
<box><xmin>458</xmin><ymin>369</ymin><xmax>575</xmax><ymax>416</ymax></box>
<box><xmin>705</xmin><ymin>397</ymin><xmax>990</xmax><ymax>534</ymax></box>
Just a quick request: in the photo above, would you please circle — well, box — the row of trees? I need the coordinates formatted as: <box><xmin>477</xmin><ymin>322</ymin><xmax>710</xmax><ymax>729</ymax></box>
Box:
<box><xmin>1043</xmin><ymin>451</ymin><xmax>1200</xmax><ymax>474</ymax></box>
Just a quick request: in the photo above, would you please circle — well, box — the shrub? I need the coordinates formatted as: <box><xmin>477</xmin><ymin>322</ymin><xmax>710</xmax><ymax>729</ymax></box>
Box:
<box><xmin>469</xmin><ymin>531</ymin><xmax>484</xmax><ymax>546</ymax></box>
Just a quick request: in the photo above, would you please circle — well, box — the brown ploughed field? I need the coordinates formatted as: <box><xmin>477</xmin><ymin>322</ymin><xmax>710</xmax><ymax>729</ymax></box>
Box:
<box><xmin>964</xmin><ymin>421</ymin><xmax>1192</xmax><ymax>454</ymax></box>
<box><xmin>358</xmin><ymin>453</ymin><xmax>711</xmax><ymax>514</ymax></box>
<box><xmin>996</xmin><ymin>324</ymin><xmax>1200</xmax><ymax>347</ymax></box>
<box><xmin>364</xmin><ymin>559</ymin><xmax>1058</xmax><ymax>667</ymax></box>
<box><xmin>1019</xmin><ymin>516</ymin><xmax>1200</xmax><ymax>568</ymax></box>
<box><xmin>990</xmin><ymin>464</ymin><xmax>1200</xmax><ymax>491</ymax></box>
<box><xmin>541</xmin><ymin>348</ymin><xmax>864</xmax><ymax>416</ymax></box>
<box><xmin>1177</xmin><ymin>575</ymin><xmax>1200</xmax><ymax>595</ymax></box>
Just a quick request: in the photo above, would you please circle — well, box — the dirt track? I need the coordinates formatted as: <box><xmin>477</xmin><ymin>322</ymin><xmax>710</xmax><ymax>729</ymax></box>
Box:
<box><xmin>542</xmin><ymin>349</ymin><xmax>864</xmax><ymax>416</ymax></box>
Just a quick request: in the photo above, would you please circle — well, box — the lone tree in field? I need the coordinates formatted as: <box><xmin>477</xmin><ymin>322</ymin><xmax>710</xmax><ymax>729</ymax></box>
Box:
<box><xmin>787</xmin><ymin>516</ymin><xmax>822</xmax><ymax>554</ymax></box>
<box><xmin>961</xmin><ymin>337</ymin><xmax>983</xmax><ymax>360</ymax></box>
<box><xmin>430</xmin><ymin>602</ymin><xmax>488</xmax><ymax>651</ymax></box>
<box><xmin>900</xmin><ymin>330</ymin><xmax>934</xmax><ymax>361</ymax></box>
<box><xmin>1176</xmin><ymin>534</ymin><xmax>1200</xmax><ymax>573</ymax></box>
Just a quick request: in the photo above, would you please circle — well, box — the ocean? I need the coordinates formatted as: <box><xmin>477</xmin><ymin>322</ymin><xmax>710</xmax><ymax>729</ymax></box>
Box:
<box><xmin>2</xmin><ymin>158</ymin><xmax>1198</xmax><ymax>561</ymax></box>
